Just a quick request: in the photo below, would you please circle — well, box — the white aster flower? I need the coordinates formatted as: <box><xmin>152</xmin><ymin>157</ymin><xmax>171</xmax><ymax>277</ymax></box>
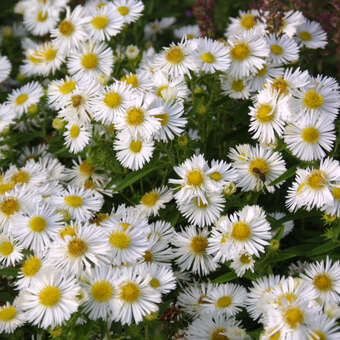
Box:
<box><xmin>0</xmin><ymin>56</ymin><xmax>11</xmax><ymax>83</ymax></box>
<box><xmin>174</xmin><ymin>25</ymin><xmax>200</xmax><ymax>40</ymax></box>
<box><xmin>0</xmin><ymin>299</ymin><xmax>26</xmax><ymax>334</ymax></box>
<box><xmin>296</xmin><ymin>19</ymin><xmax>327</xmax><ymax>49</ymax></box>
<box><xmin>219</xmin><ymin>74</ymin><xmax>252</xmax><ymax>99</ymax></box>
<box><xmin>0</xmin><ymin>233</ymin><xmax>23</xmax><ymax>267</ymax></box>
<box><xmin>112</xmin><ymin>0</ymin><xmax>144</xmax><ymax>25</ymax></box>
<box><xmin>63</xmin><ymin>122</ymin><xmax>91</xmax><ymax>154</ymax></box>
<box><xmin>248</xmin><ymin>63</ymin><xmax>284</xmax><ymax>92</ymax></box>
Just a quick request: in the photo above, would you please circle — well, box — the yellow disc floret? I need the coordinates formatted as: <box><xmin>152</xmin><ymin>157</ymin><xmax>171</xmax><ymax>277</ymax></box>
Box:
<box><xmin>109</xmin><ymin>230</ymin><xmax>131</xmax><ymax>249</ymax></box>
<box><xmin>119</xmin><ymin>281</ymin><xmax>140</xmax><ymax>302</ymax></box>
<box><xmin>29</xmin><ymin>216</ymin><xmax>47</xmax><ymax>232</ymax></box>
<box><xmin>38</xmin><ymin>285</ymin><xmax>61</xmax><ymax>307</ymax></box>
<box><xmin>190</xmin><ymin>235</ymin><xmax>208</xmax><ymax>254</ymax></box>
<box><xmin>231</xmin><ymin>221</ymin><xmax>251</xmax><ymax>241</ymax></box>
<box><xmin>91</xmin><ymin>280</ymin><xmax>113</xmax><ymax>302</ymax></box>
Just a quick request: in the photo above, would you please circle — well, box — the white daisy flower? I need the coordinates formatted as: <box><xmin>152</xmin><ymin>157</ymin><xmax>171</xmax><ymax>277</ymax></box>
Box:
<box><xmin>67</xmin><ymin>41</ymin><xmax>114</xmax><ymax>82</ymax></box>
<box><xmin>52</xmin><ymin>185</ymin><xmax>104</xmax><ymax>222</ymax></box>
<box><xmin>50</xmin><ymin>6</ymin><xmax>90</xmax><ymax>54</ymax></box>
<box><xmin>47</xmin><ymin>76</ymin><xmax>78</xmax><ymax>110</ymax></box>
<box><xmin>21</xmin><ymin>270</ymin><xmax>80</xmax><ymax>329</ymax></box>
<box><xmin>193</xmin><ymin>37</ymin><xmax>230</xmax><ymax>73</ymax></box>
<box><xmin>115</xmin><ymin>267</ymin><xmax>161</xmax><ymax>325</ymax></box>
<box><xmin>174</xmin><ymin>25</ymin><xmax>200</xmax><ymax>40</ymax></box>
<box><xmin>147</xmin><ymin>220</ymin><xmax>174</xmax><ymax>244</ymax></box>
<box><xmin>228</xmin><ymin>31</ymin><xmax>269</xmax><ymax>78</ymax></box>
<box><xmin>280</xmin><ymin>10</ymin><xmax>305</xmax><ymax>37</ymax></box>
<box><xmin>63</xmin><ymin>122</ymin><xmax>91</xmax><ymax>154</ymax></box>
<box><xmin>91</xmin><ymin>80</ymin><xmax>135</xmax><ymax>125</ymax></box>
<box><xmin>86</xmin><ymin>3</ymin><xmax>123</xmax><ymax>41</ymax></box>
<box><xmin>0</xmin><ymin>104</ymin><xmax>16</xmax><ymax>133</ymax></box>
<box><xmin>230</xmin><ymin>250</ymin><xmax>255</xmax><ymax>277</ymax></box>
<box><xmin>219</xmin><ymin>74</ymin><xmax>252</xmax><ymax>99</ymax></box>
<box><xmin>18</xmin><ymin>144</ymin><xmax>48</xmax><ymax>166</ymax></box>
<box><xmin>283</xmin><ymin>115</ymin><xmax>336</xmax><ymax>161</ymax></box>
<box><xmin>300</xmin><ymin>257</ymin><xmax>340</xmax><ymax>305</ymax></box>
<box><xmin>296</xmin><ymin>19</ymin><xmax>327</xmax><ymax>49</ymax></box>
<box><xmin>307</xmin><ymin>313</ymin><xmax>340</xmax><ymax>340</ymax></box>
<box><xmin>248</xmin><ymin>63</ymin><xmax>284</xmax><ymax>92</ymax></box>
<box><xmin>81</xmin><ymin>265</ymin><xmax>118</xmax><ymax>321</ymax></box>
<box><xmin>172</xmin><ymin>225</ymin><xmax>217</xmax><ymax>276</ymax></box>
<box><xmin>144</xmin><ymin>17</ymin><xmax>175</xmax><ymax>39</ymax></box>
<box><xmin>10</xmin><ymin>203</ymin><xmax>63</xmax><ymax>253</ymax></box>
<box><xmin>0</xmin><ymin>56</ymin><xmax>11</xmax><ymax>83</ymax></box>
<box><xmin>120</xmin><ymin>71</ymin><xmax>152</xmax><ymax>92</ymax></box>
<box><xmin>266</xmin><ymin>33</ymin><xmax>300</xmax><ymax>65</ymax></box>
<box><xmin>0</xmin><ymin>299</ymin><xmax>26</xmax><ymax>334</ymax></box>
<box><xmin>0</xmin><ymin>233</ymin><xmax>23</xmax><ymax>267</ymax></box>
<box><xmin>139</xmin><ymin>236</ymin><xmax>174</xmax><ymax>265</ymax></box>
<box><xmin>323</xmin><ymin>183</ymin><xmax>340</xmax><ymax>217</ymax></box>
<box><xmin>112</xmin><ymin>0</ymin><xmax>144</xmax><ymax>25</ymax></box>
<box><xmin>6</xmin><ymin>81</ymin><xmax>43</xmax><ymax>118</ymax></box>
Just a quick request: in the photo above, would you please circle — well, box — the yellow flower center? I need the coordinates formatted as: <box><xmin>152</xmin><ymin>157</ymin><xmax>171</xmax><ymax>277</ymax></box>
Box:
<box><xmin>37</xmin><ymin>10</ymin><xmax>48</xmax><ymax>22</ymax></box>
<box><xmin>104</xmin><ymin>91</ymin><xmax>121</xmax><ymax>108</ymax></box>
<box><xmin>232</xmin><ymin>221</ymin><xmax>251</xmax><ymax>241</ymax></box>
<box><xmin>0</xmin><ymin>197</ymin><xmax>20</xmax><ymax>216</ymax></box>
<box><xmin>141</xmin><ymin>191</ymin><xmax>159</xmax><ymax>207</ymax></box>
<box><xmin>230</xmin><ymin>42</ymin><xmax>250</xmax><ymax>60</ymax></box>
<box><xmin>71</xmin><ymin>94</ymin><xmax>83</xmax><ymax>108</ymax></box>
<box><xmin>0</xmin><ymin>241</ymin><xmax>13</xmax><ymax>256</ymax></box>
<box><xmin>240</xmin><ymin>13</ymin><xmax>256</xmax><ymax>29</ymax></box>
<box><xmin>91</xmin><ymin>280</ymin><xmax>113</xmax><ymax>302</ymax></box>
<box><xmin>143</xmin><ymin>250</ymin><xmax>153</xmax><ymax>262</ymax></box>
<box><xmin>301</xmin><ymin>126</ymin><xmax>319</xmax><ymax>143</ymax></box>
<box><xmin>119</xmin><ymin>281</ymin><xmax>140</xmax><ymax>302</ymax></box>
<box><xmin>0</xmin><ymin>306</ymin><xmax>17</xmax><ymax>321</ymax></box>
<box><xmin>91</xmin><ymin>15</ymin><xmax>109</xmax><ymax>29</ymax></box>
<box><xmin>240</xmin><ymin>253</ymin><xmax>252</xmax><ymax>264</ymax></box>
<box><xmin>22</xmin><ymin>256</ymin><xmax>41</xmax><ymax>276</ymax></box>
<box><xmin>215</xmin><ymin>295</ymin><xmax>232</xmax><ymax>308</ymax></box>
<box><xmin>209</xmin><ymin>171</ymin><xmax>222</xmax><ymax>181</ymax></box>
<box><xmin>150</xmin><ymin>278</ymin><xmax>160</xmax><ymax>288</ymax></box>
<box><xmin>43</xmin><ymin>47</ymin><xmax>57</xmax><ymax>61</ymax></box>
<box><xmin>38</xmin><ymin>285</ymin><xmax>61</xmax><ymax>307</ymax></box>
<box><xmin>211</xmin><ymin>327</ymin><xmax>228</xmax><ymax>340</ymax></box>
<box><xmin>311</xmin><ymin>330</ymin><xmax>326</xmax><ymax>340</ymax></box>
<box><xmin>11</xmin><ymin>170</ymin><xmax>30</xmax><ymax>184</ymax></box>
<box><xmin>91</xmin><ymin>212</ymin><xmax>109</xmax><ymax>225</ymax></box>
<box><xmin>117</xmin><ymin>6</ymin><xmax>130</xmax><ymax>16</ymax></box>
<box><xmin>64</xmin><ymin>194</ymin><xmax>83</xmax><ymax>208</ymax></box>
<box><xmin>201</xmin><ymin>52</ymin><xmax>215</xmax><ymax>63</ymax></box>
<box><xmin>0</xmin><ymin>182</ymin><xmax>15</xmax><ymax>195</ymax></box>
<box><xmin>194</xmin><ymin>197</ymin><xmax>208</xmax><ymax>209</ymax></box>
<box><xmin>299</xmin><ymin>31</ymin><xmax>312</xmax><ymax>41</ymax></box>
<box><xmin>29</xmin><ymin>51</ymin><xmax>41</xmax><ymax>64</ymax></box>
<box><xmin>68</xmin><ymin>238</ymin><xmax>87</xmax><ymax>257</ymax></box>
<box><xmin>70</xmin><ymin>125</ymin><xmax>80</xmax><ymax>138</ymax></box>
<box><xmin>126</xmin><ymin>107</ymin><xmax>144</xmax><ymax>125</ymax></box>
<box><xmin>313</xmin><ymin>273</ymin><xmax>333</xmax><ymax>291</ymax></box>
<box><xmin>129</xmin><ymin>140</ymin><xmax>142</xmax><ymax>153</ymax></box>
<box><xmin>79</xmin><ymin>160</ymin><xmax>95</xmax><ymax>176</ymax></box>
<box><xmin>154</xmin><ymin>113</ymin><xmax>169</xmax><ymax>126</ymax></box>
<box><xmin>270</xmin><ymin>44</ymin><xmax>283</xmax><ymax>55</ymax></box>
<box><xmin>58</xmin><ymin>20</ymin><xmax>74</xmax><ymax>36</ymax></box>
<box><xmin>256</xmin><ymin>65</ymin><xmax>267</xmax><ymax>77</ymax></box>
<box><xmin>332</xmin><ymin>187</ymin><xmax>340</xmax><ymax>200</ymax></box>
<box><xmin>256</xmin><ymin>103</ymin><xmax>274</xmax><ymax>122</ymax></box>
<box><xmin>15</xmin><ymin>93</ymin><xmax>28</xmax><ymax>105</ymax></box>
<box><xmin>186</xmin><ymin>33</ymin><xmax>195</xmax><ymax>39</ymax></box>
<box><xmin>271</xmin><ymin>77</ymin><xmax>289</xmax><ymax>95</ymax></box>
<box><xmin>190</xmin><ymin>235</ymin><xmax>208</xmax><ymax>254</ymax></box>
<box><xmin>303</xmin><ymin>89</ymin><xmax>324</xmax><ymax>109</ymax></box>
<box><xmin>59</xmin><ymin>79</ymin><xmax>76</xmax><ymax>94</ymax></box>
<box><xmin>109</xmin><ymin>230</ymin><xmax>131</xmax><ymax>249</ymax></box>
<box><xmin>81</xmin><ymin>52</ymin><xmax>98</xmax><ymax>69</ymax></box>
<box><xmin>156</xmin><ymin>84</ymin><xmax>169</xmax><ymax>97</ymax></box>
<box><xmin>121</xmin><ymin>74</ymin><xmax>139</xmax><ymax>88</ymax></box>
<box><xmin>306</xmin><ymin>170</ymin><xmax>327</xmax><ymax>190</ymax></box>
<box><xmin>269</xmin><ymin>331</ymin><xmax>280</xmax><ymax>340</ymax></box>
<box><xmin>187</xmin><ymin>169</ymin><xmax>204</xmax><ymax>186</ymax></box>
<box><xmin>277</xmin><ymin>292</ymin><xmax>297</xmax><ymax>306</ymax></box>
<box><xmin>165</xmin><ymin>46</ymin><xmax>184</xmax><ymax>64</ymax></box>
<box><xmin>29</xmin><ymin>216</ymin><xmax>47</xmax><ymax>232</ymax></box>
<box><xmin>84</xmin><ymin>178</ymin><xmax>95</xmax><ymax>189</ymax></box>
<box><xmin>249</xmin><ymin>158</ymin><xmax>269</xmax><ymax>178</ymax></box>
<box><xmin>231</xmin><ymin>79</ymin><xmax>244</xmax><ymax>92</ymax></box>
<box><xmin>283</xmin><ymin>306</ymin><xmax>304</xmax><ymax>329</ymax></box>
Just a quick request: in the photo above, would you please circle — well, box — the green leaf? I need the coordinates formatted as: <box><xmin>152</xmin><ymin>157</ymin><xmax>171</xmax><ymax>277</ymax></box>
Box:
<box><xmin>0</xmin><ymin>267</ymin><xmax>19</xmax><ymax>277</ymax></box>
<box><xmin>269</xmin><ymin>165</ymin><xmax>297</xmax><ymax>186</ymax></box>
<box><xmin>213</xmin><ymin>271</ymin><xmax>237</xmax><ymax>283</ymax></box>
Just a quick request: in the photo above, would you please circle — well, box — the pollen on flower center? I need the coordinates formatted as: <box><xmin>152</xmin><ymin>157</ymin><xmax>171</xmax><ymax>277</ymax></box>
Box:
<box><xmin>313</xmin><ymin>273</ymin><xmax>333</xmax><ymax>291</ymax></box>
<box><xmin>303</xmin><ymin>89</ymin><xmax>324</xmax><ymax>109</ymax></box>
<box><xmin>64</xmin><ymin>194</ymin><xmax>83</xmax><ymax>208</ymax></box>
<box><xmin>22</xmin><ymin>256</ymin><xmax>41</xmax><ymax>276</ymax></box>
<box><xmin>209</xmin><ymin>171</ymin><xmax>222</xmax><ymax>181</ymax></box>
<box><xmin>109</xmin><ymin>230</ymin><xmax>131</xmax><ymax>249</ymax></box>
<box><xmin>211</xmin><ymin>327</ymin><xmax>228</xmax><ymax>340</ymax></box>
<box><xmin>59</xmin><ymin>20</ymin><xmax>74</xmax><ymax>36</ymax></box>
<box><xmin>91</xmin><ymin>280</ymin><xmax>113</xmax><ymax>302</ymax></box>
<box><xmin>190</xmin><ymin>235</ymin><xmax>208</xmax><ymax>254</ymax></box>
<box><xmin>216</xmin><ymin>295</ymin><xmax>232</xmax><ymax>308</ymax></box>
<box><xmin>104</xmin><ymin>91</ymin><xmax>121</xmax><ymax>108</ymax></box>
<box><xmin>306</xmin><ymin>170</ymin><xmax>327</xmax><ymax>190</ymax></box>
<box><xmin>187</xmin><ymin>169</ymin><xmax>204</xmax><ymax>186</ymax></box>
<box><xmin>71</xmin><ymin>94</ymin><xmax>83</xmax><ymax>108</ymax></box>
<box><xmin>270</xmin><ymin>44</ymin><xmax>283</xmax><ymax>55</ymax></box>
<box><xmin>119</xmin><ymin>281</ymin><xmax>140</xmax><ymax>302</ymax></box>
<box><xmin>126</xmin><ymin>107</ymin><xmax>144</xmax><ymax>125</ymax></box>
<box><xmin>79</xmin><ymin>160</ymin><xmax>95</xmax><ymax>176</ymax></box>
<box><xmin>81</xmin><ymin>52</ymin><xmax>98</xmax><ymax>69</ymax></box>
<box><xmin>121</xmin><ymin>74</ymin><xmax>138</xmax><ymax>88</ymax></box>
<box><xmin>37</xmin><ymin>10</ymin><xmax>48</xmax><ymax>22</ymax></box>
<box><xmin>301</xmin><ymin>126</ymin><xmax>319</xmax><ymax>143</ymax></box>
<box><xmin>154</xmin><ymin>113</ymin><xmax>169</xmax><ymax>126</ymax></box>
<box><xmin>256</xmin><ymin>103</ymin><xmax>274</xmax><ymax>122</ymax></box>
<box><xmin>143</xmin><ymin>250</ymin><xmax>153</xmax><ymax>262</ymax></box>
<box><xmin>0</xmin><ymin>241</ymin><xmax>13</xmax><ymax>256</ymax></box>
<box><xmin>240</xmin><ymin>253</ymin><xmax>252</xmax><ymax>264</ymax></box>
<box><xmin>29</xmin><ymin>216</ymin><xmax>47</xmax><ymax>232</ymax></box>
<box><xmin>60</xmin><ymin>79</ymin><xmax>76</xmax><ymax>94</ymax></box>
<box><xmin>11</xmin><ymin>170</ymin><xmax>30</xmax><ymax>184</ymax></box>
<box><xmin>43</xmin><ymin>47</ymin><xmax>57</xmax><ymax>61</ymax></box>
<box><xmin>332</xmin><ymin>187</ymin><xmax>340</xmax><ymax>200</ymax></box>
<box><xmin>141</xmin><ymin>191</ymin><xmax>159</xmax><ymax>207</ymax></box>
<box><xmin>0</xmin><ymin>197</ymin><xmax>20</xmax><ymax>216</ymax></box>
<box><xmin>230</xmin><ymin>42</ymin><xmax>250</xmax><ymax>60</ymax></box>
<box><xmin>68</xmin><ymin>238</ymin><xmax>87</xmax><ymax>257</ymax></box>
<box><xmin>70</xmin><ymin>125</ymin><xmax>80</xmax><ymax>138</ymax></box>
<box><xmin>129</xmin><ymin>140</ymin><xmax>142</xmax><ymax>153</ymax></box>
<box><xmin>117</xmin><ymin>6</ymin><xmax>130</xmax><ymax>16</ymax></box>
<box><xmin>232</xmin><ymin>79</ymin><xmax>244</xmax><ymax>92</ymax></box>
<box><xmin>15</xmin><ymin>93</ymin><xmax>28</xmax><ymax>105</ymax></box>
<box><xmin>91</xmin><ymin>15</ymin><xmax>109</xmax><ymax>29</ymax></box>
<box><xmin>38</xmin><ymin>285</ymin><xmax>61</xmax><ymax>307</ymax></box>
<box><xmin>249</xmin><ymin>158</ymin><xmax>269</xmax><ymax>177</ymax></box>
<box><xmin>166</xmin><ymin>46</ymin><xmax>184</xmax><ymax>64</ymax></box>
<box><xmin>0</xmin><ymin>306</ymin><xmax>17</xmax><ymax>321</ymax></box>
<box><xmin>201</xmin><ymin>52</ymin><xmax>215</xmax><ymax>63</ymax></box>
<box><xmin>149</xmin><ymin>277</ymin><xmax>160</xmax><ymax>288</ymax></box>
<box><xmin>299</xmin><ymin>31</ymin><xmax>312</xmax><ymax>41</ymax></box>
<box><xmin>283</xmin><ymin>306</ymin><xmax>304</xmax><ymax>329</ymax></box>
<box><xmin>240</xmin><ymin>14</ymin><xmax>256</xmax><ymax>29</ymax></box>
<box><xmin>232</xmin><ymin>221</ymin><xmax>251</xmax><ymax>241</ymax></box>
